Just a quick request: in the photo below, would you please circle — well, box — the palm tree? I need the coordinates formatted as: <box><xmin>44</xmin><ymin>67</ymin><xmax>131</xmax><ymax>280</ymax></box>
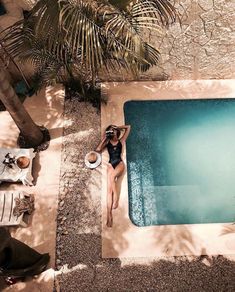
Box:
<box><xmin>0</xmin><ymin>0</ymin><xmax>177</xmax><ymax>147</ymax></box>
<box><xmin>0</xmin><ymin>65</ymin><xmax>43</xmax><ymax>147</ymax></box>
<box><xmin>2</xmin><ymin>0</ymin><xmax>177</xmax><ymax>83</ymax></box>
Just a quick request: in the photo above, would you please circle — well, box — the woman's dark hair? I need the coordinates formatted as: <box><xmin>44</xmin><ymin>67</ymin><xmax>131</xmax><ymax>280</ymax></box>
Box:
<box><xmin>106</xmin><ymin>125</ymin><xmax>121</xmax><ymax>138</ymax></box>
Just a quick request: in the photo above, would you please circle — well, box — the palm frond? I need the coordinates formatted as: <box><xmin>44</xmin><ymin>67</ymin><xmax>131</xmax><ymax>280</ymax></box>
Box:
<box><xmin>138</xmin><ymin>42</ymin><xmax>160</xmax><ymax>71</ymax></box>
<box><xmin>29</xmin><ymin>0</ymin><xmax>163</xmax><ymax>73</ymax></box>
<box><xmin>103</xmin><ymin>7</ymin><xmax>161</xmax><ymax>71</ymax></box>
<box><xmin>1</xmin><ymin>0</ymin><xmax>178</xmax><ymax>83</ymax></box>
<box><xmin>130</xmin><ymin>0</ymin><xmax>177</xmax><ymax>27</ymax></box>
<box><xmin>30</xmin><ymin>0</ymin><xmax>104</xmax><ymax>72</ymax></box>
<box><xmin>31</xmin><ymin>62</ymin><xmax>65</xmax><ymax>92</ymax></box>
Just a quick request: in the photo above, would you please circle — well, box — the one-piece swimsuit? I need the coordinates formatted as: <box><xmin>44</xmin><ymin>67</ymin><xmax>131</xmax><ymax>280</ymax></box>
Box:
<box><xmin>107</xmin><ymin>140</ymin><xmax>122</xmax><ymax>169</ymax></box>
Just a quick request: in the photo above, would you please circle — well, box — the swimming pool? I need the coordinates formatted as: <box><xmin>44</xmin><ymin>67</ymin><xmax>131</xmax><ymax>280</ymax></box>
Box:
<box><xmin>124</xmin><ymin>99</ymin><xmax>235</xmax><ymax>226</ymax></box>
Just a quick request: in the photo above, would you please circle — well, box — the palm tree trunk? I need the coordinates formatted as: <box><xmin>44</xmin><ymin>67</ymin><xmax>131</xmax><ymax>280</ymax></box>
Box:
<box><xmin>0</xmin><ymin>67</ymin><xmax>43</xmax><ymax>148</ymax></box>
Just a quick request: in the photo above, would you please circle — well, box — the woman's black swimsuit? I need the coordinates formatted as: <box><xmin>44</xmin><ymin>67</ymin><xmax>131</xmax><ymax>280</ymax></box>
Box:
<box><xmin>107</xmin><ymin>140</ymin><xmax>122</xmax><ymax>169</ymax></box>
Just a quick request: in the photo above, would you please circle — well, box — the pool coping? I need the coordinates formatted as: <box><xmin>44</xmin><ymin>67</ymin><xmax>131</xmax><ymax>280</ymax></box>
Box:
<box><xmin>101</xmin><ymin>79</ymin><xmax>235</xmax><ymax>258</ymax></box>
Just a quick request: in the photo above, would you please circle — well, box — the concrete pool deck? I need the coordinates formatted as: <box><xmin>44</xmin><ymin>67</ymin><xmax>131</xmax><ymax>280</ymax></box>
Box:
<box><xmin>101</xmin><ymin>79</ymin><xmax>235</xmax><ymax>258</ymax></box>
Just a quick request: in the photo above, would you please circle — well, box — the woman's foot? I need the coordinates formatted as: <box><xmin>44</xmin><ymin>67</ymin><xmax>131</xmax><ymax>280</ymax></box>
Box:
<box><xmin>112</xmin><ymin>200</ymin><xmax>118</xmax><ymax>209</ymax></box>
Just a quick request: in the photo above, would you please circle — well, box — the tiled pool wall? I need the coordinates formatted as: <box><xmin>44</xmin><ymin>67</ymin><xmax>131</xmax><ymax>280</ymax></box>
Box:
<box><xmin>124</xmin><ymin>99</ymin><xmax>235</xmax><ymax>227</ymax></box>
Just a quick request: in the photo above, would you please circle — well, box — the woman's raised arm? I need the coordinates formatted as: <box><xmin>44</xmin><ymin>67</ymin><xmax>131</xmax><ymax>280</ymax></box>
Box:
<box><xmin>119</xmin><ymin>125</ymin><xmax>131</xmax><ymax>143</ymax></box>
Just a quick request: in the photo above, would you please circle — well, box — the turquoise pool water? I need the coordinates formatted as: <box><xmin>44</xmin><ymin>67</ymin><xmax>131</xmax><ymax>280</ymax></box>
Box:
<box><xmin>124</xmin><ymin>99</ymin><xmax>235</xmax><ymax>226</ymax></box>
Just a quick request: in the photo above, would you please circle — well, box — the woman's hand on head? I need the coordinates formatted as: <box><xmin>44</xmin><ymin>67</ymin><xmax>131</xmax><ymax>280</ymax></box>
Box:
<box><xmin>111</xmin><ymin>125</ymin><xmax>118</xmax><ymax>130</ymax></box>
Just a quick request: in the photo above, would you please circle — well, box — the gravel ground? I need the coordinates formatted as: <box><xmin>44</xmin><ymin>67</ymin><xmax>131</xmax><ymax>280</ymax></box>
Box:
<box><xmin>56</xmin><ymin>97</ymin><xmax>235</xmax><ymax>292</ymax></box>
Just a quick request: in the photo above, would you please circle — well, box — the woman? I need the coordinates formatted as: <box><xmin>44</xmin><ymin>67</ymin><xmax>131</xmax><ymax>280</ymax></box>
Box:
<box><xmin>96</xmin><ymin>124</ymin><xmax>131</xmax><ymax>227</ymax></box>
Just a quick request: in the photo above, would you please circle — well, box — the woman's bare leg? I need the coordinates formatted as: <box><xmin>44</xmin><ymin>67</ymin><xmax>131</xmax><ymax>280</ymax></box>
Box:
<box><xmin>111</xmin><ymin>162</ymin><xmax>125</xmax><ymax>209</ymax></box>
<box><xmin>106</xmin><ymin>164</ymin><xmax>114</xmax><ymax>227</ymax></box>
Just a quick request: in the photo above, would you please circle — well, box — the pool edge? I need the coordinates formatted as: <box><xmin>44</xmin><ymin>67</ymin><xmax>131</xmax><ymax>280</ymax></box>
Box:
<box><xmin>101</xmin><ymin>79</ymin><xmax>235</xmax><ymax>258</ymax></box>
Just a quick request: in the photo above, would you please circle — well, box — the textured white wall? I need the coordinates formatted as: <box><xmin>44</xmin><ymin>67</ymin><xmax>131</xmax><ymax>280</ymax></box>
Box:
<box><xmin>144</xmin><ymin>0</ymin><xmax>235</xmax><ymax>80</ymax></box>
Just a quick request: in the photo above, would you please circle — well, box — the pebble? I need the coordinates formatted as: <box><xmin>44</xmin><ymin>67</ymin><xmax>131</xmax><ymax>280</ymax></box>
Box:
<box><xmin>59</xmin><ymin>200</ymin><xmax>65</xmax><ymax>207</ymax></box>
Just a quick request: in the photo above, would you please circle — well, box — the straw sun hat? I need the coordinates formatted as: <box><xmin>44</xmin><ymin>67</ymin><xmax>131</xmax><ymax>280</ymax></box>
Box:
<box><xmin>85</xmin><ymin>151</ymin><xmax>101</xmax><ymax>169</ymax></box>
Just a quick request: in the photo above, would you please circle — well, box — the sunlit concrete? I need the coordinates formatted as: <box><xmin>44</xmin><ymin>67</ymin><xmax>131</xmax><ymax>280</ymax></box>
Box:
<box><xmin>0</xmin><ymin>85</ymin><xmax>64</xmax><ymax>291</ymax></box>
<box><xmin>101</xmin><ymin>80</ymin><xmax>235</xmax><ymax>258</ymax></box>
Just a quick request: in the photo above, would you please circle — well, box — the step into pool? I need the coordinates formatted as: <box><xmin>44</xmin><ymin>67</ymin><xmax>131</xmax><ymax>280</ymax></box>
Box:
<box><xmin>124</xmin><ymin>99</ymin><xmax>235</xmax><ymax>226</ymax></box>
